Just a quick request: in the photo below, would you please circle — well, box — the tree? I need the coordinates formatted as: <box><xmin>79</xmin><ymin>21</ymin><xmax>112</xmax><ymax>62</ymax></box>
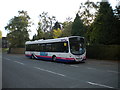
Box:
<box><xmin>32</xmin><ymin>34</ymin><xmax>37</xmax><ymax>41</ymax></box>
<box><xmin>71</xmin><ymin>13</ymin><xmax>86</xmax><ymax>36</ymax></box>
<box><xmin>5</xmin><ymin>10</ymin><xmax>31</xmax><ymax>47</ymax></box>
<box><xmin>90</xmin><ymin>1</ymin><xmax>118</xmax><ymax>45</ymax></box>
<box><xmin>53</xmin><ymin>21</ymin><xmax>61</xmax><ymax>30</ymax></box>
<box><xmin>113</xmin><ymin>5</ymin><xmax>120</xmax><ymax>44</ymax></box>
<box><xmin>38</xmin><ymin>12</ymin><xmax>56</xmax><ymax>39</ymax></box>
<box><xmin>32</xmin><ymin>22</ymin><xmax>44</xmax><ymax>40</ymax></box>
<box><xmin>78</xmin><ymin>0</ymin><xmax>99</xmax><ymax>26</ymax></box>
<box><xmin>61</xmin><ymin>18</ymin><xmax>72</xmax><ymax>37</ymax></box>
<box><xmin>78</xmin><ymin>0</ymin><xmax>99</xmax><ymax>44</ymax></box>
<box><xmin>52</xmin><ymin>21</ymin><xmax>62</xmax><ymax>38</ymax></box>
<box><xmin>52</xmin><ymin>28</ymin><xmax>62</xmax><ymax>38</ymax></box>
<box><xmin>114</xmin><ymin>5</ymin><xmax>120</xmax><ymax>20</ymax></box>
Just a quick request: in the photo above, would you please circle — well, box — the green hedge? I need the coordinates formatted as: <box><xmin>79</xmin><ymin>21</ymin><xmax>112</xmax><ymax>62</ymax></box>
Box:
<box><xmin>86</xmin><ymin>45</ymin><xmax>120</xmax><ymax>60</ymax></box>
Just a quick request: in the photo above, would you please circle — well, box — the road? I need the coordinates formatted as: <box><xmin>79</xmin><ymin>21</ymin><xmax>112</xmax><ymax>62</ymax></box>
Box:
<box><xmin>2</xmin><ymin>53</ymin><xmax>119</xmax><ymax>89</ymax></box>
<box><xmin>0</xmin><ymin>48</ymin><xmax>2</xmax><ymax>90</ymax></box>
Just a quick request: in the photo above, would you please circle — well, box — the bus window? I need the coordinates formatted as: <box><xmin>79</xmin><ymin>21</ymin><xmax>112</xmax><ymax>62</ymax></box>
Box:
<box><xmin>46</xmin><ymin>44</ymin><xmax>52</xmax><ymax>52</ymax></box>
<box><xmin>69</xmin><ymin>37</ymin><xmax>85</xmax><ymax>55</ymax></box>
<box><xmin>54</xmin><ymin>42</ymin><xmax>68</xmax><ymax>53</ymax></box>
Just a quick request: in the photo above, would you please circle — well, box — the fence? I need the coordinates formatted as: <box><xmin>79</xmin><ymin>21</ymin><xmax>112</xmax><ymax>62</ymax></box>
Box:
<box><xmin>9</xmin><ymin>48</ymin><xmax>25</xmax><ymax>54</ymax></box>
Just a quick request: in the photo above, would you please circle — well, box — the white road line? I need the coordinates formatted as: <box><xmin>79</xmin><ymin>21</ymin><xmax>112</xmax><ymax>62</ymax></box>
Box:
<box><xmin>87</xmin><ymin>81</ymin><xmax>114</xmax><ymax>88</ymax></box>
<box><xmin>107</xmin><ymin>70</ymin><xmax>119</xmax><ymax>74</ymax></box>
<box><xmin>87</xmin><ymin>67</ymin><xmax>97</xmax><ymax>70</ymax></box>
<box><xmin>70</xmin><ymin>65</ymin><xmax>79</xmax><ymax>67</ymax></box>
<box><xmin>4</xmin><ymin>58</ymin><xmax>11</xmax><ymax>61</ymax></box>
<box><xmin>14</xmin><ymin>61</ymin><xmax>24</xmax><ymax>65</ymax></box>
<box><xmin>34</xmin><ymin>67</ymin><xmax>66</xmax><ymax>77</ymax></box>
<box><xmin>87</xmin><ymin>67</ymin><xmax>119</xmax><ymax>74</ymax></box>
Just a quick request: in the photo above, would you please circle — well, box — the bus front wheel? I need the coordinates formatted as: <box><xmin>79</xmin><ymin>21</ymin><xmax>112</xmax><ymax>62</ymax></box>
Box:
<box><xmin>31</xmin><ymin>54</ymin><xmax>37</xmax><ymax>59</ymax></box>
<box><xmin>52</xmin><ymin>56</ymin><xmax>56</xmax><ymax>61</ymax></box>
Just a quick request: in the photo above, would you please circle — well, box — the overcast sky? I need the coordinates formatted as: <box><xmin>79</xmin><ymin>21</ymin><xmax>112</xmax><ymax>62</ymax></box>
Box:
<box><xmin>0</xmin><ymin>0</ymin><xmax>118</xmax><ymax>39</ymax></box>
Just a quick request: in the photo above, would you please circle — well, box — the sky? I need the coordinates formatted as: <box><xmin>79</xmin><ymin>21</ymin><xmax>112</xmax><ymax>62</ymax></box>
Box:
<box><xmin>0</xmin><ymin>0</ymin><xmax>118</xmax><ymax>39</ymax></box>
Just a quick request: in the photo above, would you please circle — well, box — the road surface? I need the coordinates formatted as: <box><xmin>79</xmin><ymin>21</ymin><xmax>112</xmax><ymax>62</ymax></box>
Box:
<box><xmin>2</xmin><ymin>53</ymin><xmax>119</xmax><ymax>89</ymax></box>
<box><xmin>0</xmin><ymin>48</ymin><xmax>2</xmax><ymax>89</ymax></box>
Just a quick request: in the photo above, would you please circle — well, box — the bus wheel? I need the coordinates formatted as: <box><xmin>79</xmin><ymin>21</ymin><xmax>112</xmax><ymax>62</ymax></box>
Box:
<box><xmin>52</xmin><ymin>56</ymin><xmax>56</xmax><ymax>62</ymax></box>
<box><xmin>31</xmin><ymin>54</ymin><xmax>35</xmax><ymax>59</ymax></box>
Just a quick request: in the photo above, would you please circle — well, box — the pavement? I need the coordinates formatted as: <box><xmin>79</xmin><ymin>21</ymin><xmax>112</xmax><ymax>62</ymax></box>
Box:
<box><xmin>2</xmin><ymin>53</ymin><xmax>119</xmax><ymax>89</ymax></box>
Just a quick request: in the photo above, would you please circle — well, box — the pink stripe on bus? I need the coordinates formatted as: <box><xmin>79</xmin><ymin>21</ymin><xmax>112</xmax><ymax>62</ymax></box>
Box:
<box><xmin>25</xmin><ymin>54</ymin><xmax>31</xmax><ymax>56</ymax></box>
<box><xmin>56</xmin><ymin>57</ymin><xmax>75</xmax><ymax>60</ymax></box>
<box><xmin>36</xmin><ymin>55</ymin><xmax>52</xmax><ymax>58</ymax></box>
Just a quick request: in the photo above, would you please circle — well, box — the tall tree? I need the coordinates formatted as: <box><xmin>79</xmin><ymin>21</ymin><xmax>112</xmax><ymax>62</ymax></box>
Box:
<box><xmin>71</xmin><ymin>13</ymin><xmax>85</xmax><ymax>36</ymax></box>
<box><xmin>53</xmin><ymin>21</ymin><xmax>61</xmax><ymax>30</ymax></box>
<box><xmin>38</xmin><ymin>12</ymin><xmax>56</xmax><ymax>39</ymax></box>
<box><xmin>78</xmin><ymin>0</ymin><xmax>99</xmax><ymax>44</ymax></box>
<box><xmin>90</xmin><ymin>1</ymin><xmax>117</xmax><ymax>45</ymax></box>
<box><xmin>32</xmin><ymin>22</ymin><xmax>44</xmax><ymax>40</ymax></box>
<box><xmin>5</xmin><ymin>10</ymin><xmax>31</xmax><ymax>47</ymax></box>
<box><xmin>114</xmin><ymin>5</ymin><xmax>120</xmax><ymax>20</ymax></box>
<box><xmin>52</xmin><ymin>28</ymin><xmax>62</xmax><ymax>38</ymax></box>
<box><xmin>61</xmin><ymin>18</ymin><xmax>72</xmax><ymax>37</ymax></box>
<box><xmin>52</xmin><ymin>21</ymin><xmax>62</xmax><ymax>38</ymax></box>
<box><xmin>113</xmin><ymin>5</ymin><xmax>120</xmax><ymax>44</ymax></box>
<box><xmin>32</xmin><ymin>34</ymin><xmax>37</xmax><ymax>41</ymax></box>
<box><xmin>78</xmin><ymin>0</ymin><xmax>99</xmax><ymax>26</ymax></box>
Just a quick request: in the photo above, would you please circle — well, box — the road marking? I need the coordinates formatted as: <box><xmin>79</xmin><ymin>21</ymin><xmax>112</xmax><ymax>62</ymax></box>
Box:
<box><xmin>87</xmin><ymin>81</ymin><xmax>114</xmax><ymax>88</ymax></box>
<box><xmin>4</xmin><ymin>58</ymin><xmax>11</xmax><ymax>61</ymax></box>
<box><xmin>70</xmin><ymin>65</ymin><xmax>79</xmax><ymax>67</ymax></box>
<box><xmin>14</xmin><ymin>61</ymin><xmax>25</xmax><ymax>65</ymax></box>
<box><xmin>87</xmin><ymin>67</ymin><xmax>96</xmax><ymax>70</ymax></box>
<box><xmin>34</xmin><ymin>67</ymin><xmax>66</xmax><ymax>77</ymax></box>
<box><xmin>107</xmin><ymin>70</ymin><xmax>119</xmax><ymax>74</ymax></box>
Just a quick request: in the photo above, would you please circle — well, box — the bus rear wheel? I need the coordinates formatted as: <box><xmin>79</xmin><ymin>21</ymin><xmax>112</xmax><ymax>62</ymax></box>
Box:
<box><xmin>52</xmin><ymin>56</ymin><xmax>56</xmax><ymax>62</ymax></box>
<box><xmin>31</xmin><ymin>54</ymin><xmax>37</xmax><ymax>59</ymax></box>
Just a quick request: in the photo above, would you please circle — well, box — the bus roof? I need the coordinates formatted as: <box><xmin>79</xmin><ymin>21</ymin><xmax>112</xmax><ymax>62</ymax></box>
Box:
<box><xmin>25</xmin><ymin>36</ymin><xmax>83</xmax><ymax>45</ymax></box>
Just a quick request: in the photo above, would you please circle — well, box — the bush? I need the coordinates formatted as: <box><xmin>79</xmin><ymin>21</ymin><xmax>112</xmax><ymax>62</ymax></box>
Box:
<box><xmin>86</xmin><ymin>45</ymin><xmax>120</xmax><ymax>60</ymax></box>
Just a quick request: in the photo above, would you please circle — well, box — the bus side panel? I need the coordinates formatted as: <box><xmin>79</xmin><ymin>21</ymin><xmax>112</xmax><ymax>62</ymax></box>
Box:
<box><xmin>25</xmin><ymin>51</ymin><xmax>32</xmax><ymax>58</ymax></box>
<box><xmin>25</xmin><ymin>51</ymin><xmax>76</xmax><ymax>62</ymax></box>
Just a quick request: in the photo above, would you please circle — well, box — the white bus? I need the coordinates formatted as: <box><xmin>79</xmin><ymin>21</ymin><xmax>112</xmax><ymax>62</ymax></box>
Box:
<box><xmin>25</xmin><ymin>36</ymin><xmax>86</xmax><ymax>63</ymax></box>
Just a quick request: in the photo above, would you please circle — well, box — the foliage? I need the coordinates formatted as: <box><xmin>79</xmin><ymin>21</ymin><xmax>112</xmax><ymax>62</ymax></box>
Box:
<box><xmin>5</xmin><ymin>10</ymin><xmax>31</xmax><ymax>48</ymax></box>
<box><xmin>71</xmin><ymin>13</ymin><xmax>86</xmax><ymax>36</ymax></box>
<box><xmin>53</xmin><ymin>28</ymin><xmax>62</xmax><ymax>38</ymax></box>
<box><xmin>113</xmin><ymin>5</ymin><xmax>120</xmax><ymax>44</ymax></box>
<box><xmin>61</xmin><ymin>21</ymin><xmax>72</xmax><ymax>37</ymax></box>
<box><xmin>34</xmin><ymin>12</ymin><xmax>56</xmax><ymax>39</ymax></box>
<box><xmin>89</xmin><ymin>2</ymin><xmax>119</xmax><ymax>45</ymax></box>
<box><xmin>78</xmin><ymin>1</ymin><xmax>100</xmax><ymax>44</ymax></box>
<box><xmin>53</xmin><ymin>21</ymin><xmax>61</xmax><ymax>30</ymax></box>
<box><xmin>32</xmin><ymin>22</ymin><xmax>44</xmax><ymax>40</ymax></box>
<box><xmin>78</xmin><ymin>0</ymin><xmax>99</xmax><ymax>26</ymax></box>
<box><xmin>114</xmin><ymin>5</ymin><xmax>120</xmax><ymax>20</ymax></box>
<box><xmin>39</xmin><ymin>12</ymin><xmax>56</xmax><ymax>31</ymax></box>
<box><xmin>32</xmin><ymin>34</ymin><xmax>37</xmax><ymax>41</ymax></box>
<box><xmin>87</xmin><ymin>45</ymin><xmax>120</xmax><ymax>60</ymax></box>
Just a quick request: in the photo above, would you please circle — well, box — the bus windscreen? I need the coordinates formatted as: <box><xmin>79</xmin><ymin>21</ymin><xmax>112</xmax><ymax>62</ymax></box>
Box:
<box><xmin>69</xmin><ymin>37</ymin><xmax>85</xmax><ymax>55</ymax></box>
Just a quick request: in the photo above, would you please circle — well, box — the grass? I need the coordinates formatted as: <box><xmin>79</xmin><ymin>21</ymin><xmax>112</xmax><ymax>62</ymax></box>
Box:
<box><xmin>2</xmin><ymin>48</ymin><xmax>9</xmax><ymax>52</ymax></box>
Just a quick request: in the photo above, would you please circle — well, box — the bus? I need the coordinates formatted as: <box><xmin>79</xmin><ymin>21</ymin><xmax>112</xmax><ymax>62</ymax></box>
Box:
<box><xmin>25</xmin><ymin>36</ymin><xmax>86</xmax><ymax>63</ymax></box>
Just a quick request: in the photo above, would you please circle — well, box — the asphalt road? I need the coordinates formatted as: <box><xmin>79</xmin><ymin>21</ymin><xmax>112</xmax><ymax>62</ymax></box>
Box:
<box><xmin>0</xmin><ymin>49</ymin><xmax>2</xmax><ymax>89</ymax></box>
<box><xmin>2</xmin><ymin>53</ymin><xmax>119</xmax><ymax>89</ymax></box>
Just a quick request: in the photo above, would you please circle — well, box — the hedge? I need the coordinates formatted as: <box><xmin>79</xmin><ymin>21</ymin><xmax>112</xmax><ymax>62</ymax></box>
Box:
<box><xmin>86</xmin><ymin>45</ymin><xmax>120</xmax><ymax>60</ymax></box>
<box><xmin>8</xmin><ymin>48</ymin><xmax>25</xmax><ymax>54</ymax></box>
